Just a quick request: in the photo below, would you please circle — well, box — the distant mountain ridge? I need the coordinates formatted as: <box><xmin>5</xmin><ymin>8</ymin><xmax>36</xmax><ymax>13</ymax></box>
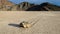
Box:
<box><xmin>26</xmin><ymin>2</ymin><xmax>60</xmax><ymax>11</ymax></box>
<box><xmin>0</xmin><ymin>1</ymin><xmax>60</xmax><ymax>11</ymax></box>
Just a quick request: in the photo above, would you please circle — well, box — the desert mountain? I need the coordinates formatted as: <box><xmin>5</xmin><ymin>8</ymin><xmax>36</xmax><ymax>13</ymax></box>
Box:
<box><xmin>0</xmin><ymin>0</ymin><xmax>14</xmax><ymax>11</ymax></box>
<box><xmin>17</xmin><ymin>2</ymin><xmax>35</xmax><ymax>11</ymax></box>
<box><xmin>0</xmin><ymin>1</ymin><xmax>60</xmax><ymax>11</ymax></box>
<box><xmin>26</xmin><ymin>2</ymin><xmax>60</xmax><ymax>11</ymax></box>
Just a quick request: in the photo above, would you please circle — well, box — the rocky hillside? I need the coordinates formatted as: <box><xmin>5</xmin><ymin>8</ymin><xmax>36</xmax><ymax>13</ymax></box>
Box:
<box><xmin>0</xmin><ymin>0</ymin><xmax>14</xmax><ymax>11</ymax></box>
<box><xmin>0</xmin><ymin>1</ymin><xmax>60</xmax><ymax>11</ymax></box>
<box><xmin>17</xmin><ymin>2</ymin><xmax>35</xmax><ymax>11</ymax></box>
<box><xmin>26</xmin><ymin>2</ymin><xmax>60</xmax><ymax>11</ymax></box>
<box><xmin>0</xmin><ymin>1</ymin><xmax>35</xmax><ymax>11</ymax></box>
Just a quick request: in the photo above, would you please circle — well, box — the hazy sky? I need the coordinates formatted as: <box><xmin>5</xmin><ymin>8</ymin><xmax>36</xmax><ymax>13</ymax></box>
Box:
<box><xmin>9</xmin><ymin>0</ymin><xmax>60</xmax><ymax>6</ymax></box>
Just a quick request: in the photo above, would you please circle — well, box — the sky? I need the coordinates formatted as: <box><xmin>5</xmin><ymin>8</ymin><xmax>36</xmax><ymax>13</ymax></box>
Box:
<box><xmin>8</xmin><ymin>0</ymin><xmax>60</xmax><ymax>6</ymax></box>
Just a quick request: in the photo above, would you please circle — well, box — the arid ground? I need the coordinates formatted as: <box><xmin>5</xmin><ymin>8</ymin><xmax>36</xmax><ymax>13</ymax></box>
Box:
<box><xmin>0</xmin><ymin>11</ymin><xmax>60</xmax><ymax>34</ymax></box>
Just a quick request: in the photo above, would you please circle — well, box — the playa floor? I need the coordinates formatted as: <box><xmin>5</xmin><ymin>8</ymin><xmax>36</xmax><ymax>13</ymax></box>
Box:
<box><xmin>0</xmin><ymin>11</ymin><xmax>60</xmax><ymax>34</ymax></box>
